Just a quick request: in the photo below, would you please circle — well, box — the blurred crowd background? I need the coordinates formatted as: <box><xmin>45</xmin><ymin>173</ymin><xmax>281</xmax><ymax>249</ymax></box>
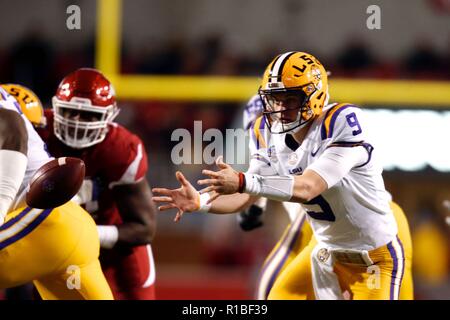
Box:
<box><xmin>0</xmin><ymin>0</ymin><xmax>449</xmax><ymax>299</ymax></box>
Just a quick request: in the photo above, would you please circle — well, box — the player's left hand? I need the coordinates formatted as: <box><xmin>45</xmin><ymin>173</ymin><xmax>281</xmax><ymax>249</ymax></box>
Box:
<box><xmin>152</xmin><ymin>171</ymin><xmax>200</xmax><ymax>222</ymax></box>
<box><xmin>198</xmin><ymin>156</ymin><xmax>240</xmax><ymax>203</ymax></box>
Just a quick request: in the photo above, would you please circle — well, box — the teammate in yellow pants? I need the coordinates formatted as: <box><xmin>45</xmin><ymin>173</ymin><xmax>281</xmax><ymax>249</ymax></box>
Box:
<box><xmin>256</xmin><ymin>210</ymin><xmax>314</xmax><ymax>300</ymax></box>
<box><xmin>263</xmin><ymin>201</ymin><xmax>413</xmax><ymax>300</ymax></box>
<box><xmin>0</xmin><ymin>85</ymin><xmax>112</xmax><ymax>300</ymax></box>
<box><xmin>390</xmin><ymin>201</ymin><xmax>413</xmax><ymax>299</ymax></box>
<box><xmin>0</xmin><ymin>201</ymin><xmax>113</xmax><ymax>300</ymax></box>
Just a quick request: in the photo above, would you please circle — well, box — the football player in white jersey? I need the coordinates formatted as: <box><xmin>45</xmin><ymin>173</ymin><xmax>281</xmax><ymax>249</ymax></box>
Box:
<box><xmin>239</xmin><ymin>94</ymin><xmax>313</xmax><ymax>300</ymax></box>
<box><xmin>0</xmin><ymin>86</ymin><xmax>113</xmax><ymax>299</ymax></box>
<box><xmin>153</xmin><ymin>51</ymin><xmax>410</xmax><ymax>300</ymax></box>
<box><xmin>241</xmin><ymin>93</ymin><xmax>413</xmax><ymax>300</ymax></box>
<box><xmin>0</xmin><ymin>88</ymin><xmax>50</xmax><ymax>218</ymax></box>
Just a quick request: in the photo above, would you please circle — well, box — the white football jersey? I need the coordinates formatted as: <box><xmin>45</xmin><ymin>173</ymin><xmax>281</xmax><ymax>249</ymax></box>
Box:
<box><xmin>247</xmin><ymin>114</ymin><xmax>303</xmax><ymax>222</ymax></box>
<box><xmin>0</xmin><ymin>87</ymin><xmax>51</xmax><ymax>210</ymax></box>
<box><xmin>247</xmin><ymin>103</ymin><xmax>397</xmax><ymax>250</ymax></box>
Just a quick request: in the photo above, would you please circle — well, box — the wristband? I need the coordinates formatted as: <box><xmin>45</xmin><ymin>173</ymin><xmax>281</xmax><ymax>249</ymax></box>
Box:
<box><xmin>238</xmin><ymin>172</ymin><xmax>246</xmax><ymax>193</ymax></box>
<box><xmin>97</xmin><ymin>225</ymin><xmax>119</xmax><ymax>249</ymax></box>
<box><xmin>197</xmin><ymin>192</ymin><xmax>212</xmax><ymax>213</ymax></box>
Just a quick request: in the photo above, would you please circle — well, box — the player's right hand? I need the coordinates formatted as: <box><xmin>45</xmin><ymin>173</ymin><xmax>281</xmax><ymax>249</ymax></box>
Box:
<box><xmin>152</xmin><ymin>171</ymin><xmax>200</xmax><ymax>222</ymax></box>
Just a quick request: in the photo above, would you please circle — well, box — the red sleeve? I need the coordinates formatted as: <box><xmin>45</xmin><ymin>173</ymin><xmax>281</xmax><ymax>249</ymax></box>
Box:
<box><xmin>100</xmin><ymin>125</ymin><xmax>148</xmax><ymax>189</ymax></box>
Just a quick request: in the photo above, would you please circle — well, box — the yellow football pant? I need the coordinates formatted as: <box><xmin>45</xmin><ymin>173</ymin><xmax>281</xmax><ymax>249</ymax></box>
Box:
<box><xmin>390</xmin><ymin>201</ymin><xmax>413</xmax><ymax>299</ymax></box>
<box><xmin>0</xmin><ymin>201</ymin><xmax>113</xmax><ymax>300</ymax></box>
<box><xmin>262</xmin><ymin>201</ymin><xmax>413</xmax><ymax>300</ymax></box>
<box><xmin>256</xmin><ymin>212</ymin><xmax>314</xmax><ymax>299</ymax></box>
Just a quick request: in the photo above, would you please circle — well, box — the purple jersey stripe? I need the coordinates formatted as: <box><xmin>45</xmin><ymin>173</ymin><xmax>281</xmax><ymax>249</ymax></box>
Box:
<box><xmin>387</xmin><ymin>241</ymin><xmax>399</xmax><ymax>300</ymax></box>
<box><xmin>355</xmin><ymin>143</ymin><xmax>374</xmax><ymax>168</ymax></box>
<box><xmin>326</xmin><ymin>140</ymin><xmax>364</xmax><ymax>148</ymax></box>
<box><xmin>13</xmin><ymin>101</ymin><xmax>23</xmax><ymax>114</ymax></box>
<box><xmin>396</xmin><ymin>235</ymin><xmax>406</xmax><ymax>294</ymax></box>
<box><xmin>0</xmin><ymin>209</ymin><xmax>53</xmax><ymax>250</ymax></box>
<box><xmin>0</xmin><ymin>88</ymin><xmax>7</xmax><ymax>100</ymax></box>
<box><xmin>0</xmin><ymin>89</ymin><xmax>23</xmax><ymax>114</ymax></box>
<box><xmin>245</xmin><ymin>119</ymin><xmax>254</xmax><ymax>131</ymax></box>
<box><xmin>0</xmin><ymin>207</ymin><xmax>32</xmax><ymax>231</ymax></box>
<box><xmin>327</xmin><ymin>105</ymin><xmax>354</xmax><ymax>138</ymax></box>
<box><xmin>320</xmin><ymin>107</ymin><xmax>336</xmax><ymax>140</ymax></box>
<box><xmin>251</xmin><ymin>153</ymin><xmax>271</xmax><ymax>167</ymax></box>
<box><xmin>252</xmin><ymin>116</ymin><xmax>266</xmax><ymax>150</ymax></box>
<box><xmin>259</xmin><ymin>116</ymin><xmax>266</xmax><ymax>130</ymax></box>
<box><xmin>326</xmin><ymin>141</ymin><xmax>374</xmax><ymax>168</ymax></box>
<box><xmin>255</xmin><ymin>128</ymin><xmax>260</xmax><ymax>150</ymax></box>
<box><xmin>258</xmin><ymin>115</ymin><xmax>267</xmax><ymax>148</ymax></box>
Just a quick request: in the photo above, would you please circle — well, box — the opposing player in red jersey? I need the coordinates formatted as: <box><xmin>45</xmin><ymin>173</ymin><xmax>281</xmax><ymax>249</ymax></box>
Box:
<box><xmin>37</xmin><ymin>68</ymin><xmax>157</xmax><ymax>300</ymax></box>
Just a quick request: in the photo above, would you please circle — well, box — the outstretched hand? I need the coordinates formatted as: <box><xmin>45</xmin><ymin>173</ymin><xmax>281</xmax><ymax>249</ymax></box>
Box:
<box><xmin>152</xmin><ymin>171</ymin><xmax>200</xmax><ymax>222</ymax></box>
<box><xmin>198</xmin><ymin>156</ymin><xmax>240</xmax><ymax>203</ymax></box>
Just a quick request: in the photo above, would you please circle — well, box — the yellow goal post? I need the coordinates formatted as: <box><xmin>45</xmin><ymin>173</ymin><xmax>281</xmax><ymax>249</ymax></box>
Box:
<box><xmin>96</xmin><ymin>0</ymin><xmax>450</xmax><ymax>107</ymax></box>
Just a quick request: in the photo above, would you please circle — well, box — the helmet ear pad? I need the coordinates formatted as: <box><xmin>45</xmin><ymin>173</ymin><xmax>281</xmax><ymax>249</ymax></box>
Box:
<box><xmin>308</xmin><ymin>87</ymin><xmax>328</xmax><ymax>117</ymax></box>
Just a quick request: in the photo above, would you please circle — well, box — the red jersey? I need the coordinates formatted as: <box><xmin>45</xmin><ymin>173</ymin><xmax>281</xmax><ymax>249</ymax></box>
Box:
<box><xmin>38</xmin><ymin>110</ymin><xmax>155</xmax><ymax>299</ymax></box>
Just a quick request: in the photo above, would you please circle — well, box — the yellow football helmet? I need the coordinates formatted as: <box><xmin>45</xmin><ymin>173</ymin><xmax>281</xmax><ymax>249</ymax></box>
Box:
<box><xmin>1</xmin><ymin>83</ymin><xmax>46</xmax><ymax>127</ymax></box>
<box><xmin>259</xmin><ymin>51</ymin><xmax>329</xmax><ymax>134</ymax></box>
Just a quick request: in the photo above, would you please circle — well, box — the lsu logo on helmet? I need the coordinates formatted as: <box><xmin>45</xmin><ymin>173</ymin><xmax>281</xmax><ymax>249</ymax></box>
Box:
<box><xmin>1</xmin><ymin>84</ymin><xmax>46</xmax><ymax>127</ymax></box>
<box><xmin>259</xmin><ymin>52</ymin><xmax>329</xmax><ymax>134</ymax></box>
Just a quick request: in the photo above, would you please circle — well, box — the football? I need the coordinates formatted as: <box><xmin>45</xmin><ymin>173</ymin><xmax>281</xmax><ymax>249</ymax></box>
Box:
<box><xmin>26</xmin><ymin>157</ymin><xmax>85</xmax><ymax>209</ymax></box>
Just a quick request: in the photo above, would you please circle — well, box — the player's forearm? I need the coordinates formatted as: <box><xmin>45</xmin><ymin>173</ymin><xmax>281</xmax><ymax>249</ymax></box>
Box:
<box><xmin>290</xmin><ymin>174</ymin><xmax>323</xmax><ymax>203</ymax></box>
<box><xmin>239</xmin><ymin>148</ymin><xmax>360</xmax><ymax>203</ymax></box>
<box><xmin>118</xmin><ymin>221</ymin><xmax>155</xmax><ymax>245</ymax></box>
<box><xmin>242</xmin><ymin>170</ymin><xmax>327</xmax><ymax>204</ymax></box>
<box><xmin>113</xmin><ymin>205</ymin><xmax>156</xmax><ymax>247</ymax></box>
<box><xmin>208</xmin><ymin>192</ymin><xmax>256</xmax><ymax>214</ymax></box>
<box><xmin>108</xmin><ymin>180</ymin><xmax>157</xmax><ymax>248</ymax></box>
<box><xmin>97</xmin><ymin>220</ymin><xmax>155</xmax><ymax>249</ymax></box>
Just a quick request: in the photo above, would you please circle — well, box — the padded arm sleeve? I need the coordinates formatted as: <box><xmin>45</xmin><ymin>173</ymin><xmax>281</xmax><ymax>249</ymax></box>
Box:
<box><xmin>306</xmin><ymin>145</ymin><xmax>368</xmax><ymax>188</ymax></box>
